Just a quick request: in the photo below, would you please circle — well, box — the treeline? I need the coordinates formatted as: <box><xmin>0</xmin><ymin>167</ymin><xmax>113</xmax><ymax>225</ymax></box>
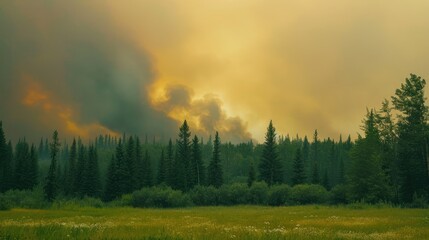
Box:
<box><xmin>0</xmin><ymin>74</ymin><xmax>428</xmax><ymax>208</ymax></box>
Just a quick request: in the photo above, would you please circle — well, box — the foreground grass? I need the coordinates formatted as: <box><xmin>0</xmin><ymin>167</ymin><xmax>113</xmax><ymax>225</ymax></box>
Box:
<box><xmin>0</xmin><ymin>205</ymin><xmax>428</xmax><ymax>239</ymax></box>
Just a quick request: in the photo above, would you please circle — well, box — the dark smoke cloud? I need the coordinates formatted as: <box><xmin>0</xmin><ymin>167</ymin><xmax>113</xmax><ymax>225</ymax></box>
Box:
<box><xmin>157</xmin><ymin>85</ymin><xmax>252</xmax><ymax>143</ymax></box>
<box><xmin>0</xmin><ymin>1</ymin><xmax>177</xmax><ymax>142</ymax></box>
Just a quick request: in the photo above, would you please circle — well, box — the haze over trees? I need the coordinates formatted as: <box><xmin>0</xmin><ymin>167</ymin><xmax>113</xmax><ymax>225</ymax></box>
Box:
<box><xmin>0</xmin><ymin>74</ymin><xmax>428</xmax><ymax>207</ymax></box>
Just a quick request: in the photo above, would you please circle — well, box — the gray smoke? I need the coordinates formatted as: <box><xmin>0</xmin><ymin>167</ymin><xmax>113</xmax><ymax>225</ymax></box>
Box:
<box><xmin>0</xmin><ymin>1</ymin><xmax>177</xmax><ymax>142</ymax></box>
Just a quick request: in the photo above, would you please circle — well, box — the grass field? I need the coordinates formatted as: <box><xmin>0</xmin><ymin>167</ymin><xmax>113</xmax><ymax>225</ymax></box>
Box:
<box><xmin>0</xmin><ymin>205</ymin><xmax>428</xmax><ymax>239</ymax></box>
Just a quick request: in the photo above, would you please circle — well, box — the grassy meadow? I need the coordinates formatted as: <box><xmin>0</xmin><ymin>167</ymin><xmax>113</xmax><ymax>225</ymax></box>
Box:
<box><xmin>0</xmin><ymin>205</ymin><xmax>428</xmax><ymax>239</ymax></box>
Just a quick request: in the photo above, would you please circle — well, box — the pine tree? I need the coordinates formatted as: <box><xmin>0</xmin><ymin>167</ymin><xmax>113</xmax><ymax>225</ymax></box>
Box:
<box><xmin>190</xmin><ymin>135</ymin><xmax>204</xmax><ymax>187</ymax></box>
<box><xmin>311</xmin><ymin>130</ymin><xmax>320</xmax><ymax>184</ymax></box>
<box><xmin>259</xmin><ymin>121</ymin><xmax>283</xmax><ymax>185</ymax></box>
<box><xmin>176</xmin><ymin>120</ymin><xmax>191</xmax><ymax>191</ymax></box>
<box><xmin>208</xmin><ymin>131</ymin><xmax>223</xmax><ymax>188</ymax></box>
<box><xmin>125</xmin><ymin>136</ymin><xmax>137</xmax><ymax>190</ymax></box>
<box><xmin>82</xmin><ymin>145</ymin><xmax>101</xmax><ymax>197</ymax></box>
<box><xmin>247</xmin><ymin>160</ymin><xmax>256</xmax><ymax>187</ymax></box>
<box><xmin>29</xmin><ymin>144</ymin><xmax>38</xmax><ymax>189</ymax></box>
<box><xmin>104</xmin><ymin>155</ymin><xmax>118</xmax><ymax>201</ymax></box>
<box><xmin>75</xmin><ymin>144</ymin><xmax>86</xmax><ymax>196</ymax></box>
<box><xmin>115</xmin><ymin>140</ymin><xmax>133</xmax><ymax>195</ymax></box>
<box><xmin>349</xmin><ymin>110</ymin><xmax>390</xmax><ymax>203</ymax></box>
<box><xmin>157</xmin><ymin>149</ymin><xmax>167</xmax><ymax>185</ymax></box>
<box><xmin>44</xmin><ymin>130</ymin><xmax>61</xmax><ymax>201</ymax></box>
<box><xmin>64</xmin><ymin>139</ymin><xmax>77</xmax><ymax>196</ymax></box>
<box><xmin>135</xmin><ymin>137</ymin><xmax>143</xmax><ymax>188</ymax></box>
<box><xmin>166</xmin><ymin>139</ymin><xmax>175</xmax><ymax>187</ymax></box>
<box><xmin>141</xmin><ymin>149</ymin><xmax>153</xmax><ymax>187</ymax></box>
<box><xmin>292</xmin><ymin>148</ymin><xmax>305</xmax><ymax>186</ymax></box>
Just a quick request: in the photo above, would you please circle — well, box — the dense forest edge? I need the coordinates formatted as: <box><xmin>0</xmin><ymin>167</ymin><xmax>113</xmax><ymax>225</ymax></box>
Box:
<box><xmin>1</xmin><ymin>73</ymin><xmax>429</xmax><ymax>210</ymax></box>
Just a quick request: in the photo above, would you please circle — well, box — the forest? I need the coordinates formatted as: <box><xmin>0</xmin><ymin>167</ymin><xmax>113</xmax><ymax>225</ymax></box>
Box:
<box><xmin>0</xmin><ymin>74</ymin><xmax>428</xmax><ymax>209</ymax></box>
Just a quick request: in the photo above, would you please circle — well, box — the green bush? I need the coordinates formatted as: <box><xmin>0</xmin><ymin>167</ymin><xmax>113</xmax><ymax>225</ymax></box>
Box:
<box><xmin>290</xmin><ymin>184</ymin><xmax>329</xmax><ymax>205</ymax></box>
<box><xmin>268</xmin><ymin>184</ymin><xmax>292</xmax><ymax>206</ymax></box>
<box><xmin>330</xmin><ymin>184</ymin><xmax>349</xmax><ymax>204</ymax></box>
<box><xmin>51</xmin><ymin>197</ymin><xmax>104</xmax><ymax>209</ymax></box>
<box><xmin>218</xmin><ymin>183</ymin><xmax>250</xmax><ymax>205</ymax></box>
<box><xmin>131</xmin><ymin>186</ymin><xmax>192</xmax><ymax>208</ymax></box>
<box><xmin>0</xmin><ymin>185</ymin><xmax>47</xmax><ymax>209</ymax></box>
<box><xmin>189</xmin><ymin>186</ymin><xmax>220</xmax><ymax>206</ymax></box>
<box><xmin>249</xmin><ymin>182</ymin><xmax>269</xmax><ymax>205</ymax></box>
<box><xmin>0</xmin><ymin>196</ymin><xmax>11</xmax><ymax>210</ymax></box>
<box><xmin>408</xmin><ymin>193</ymin><xmax>428</xmax><ymax>209</ymax></box>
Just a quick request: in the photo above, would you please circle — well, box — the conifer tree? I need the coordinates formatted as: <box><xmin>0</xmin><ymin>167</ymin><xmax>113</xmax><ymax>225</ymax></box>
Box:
<box><xmin>141</xmin><ymin>149</ymin><xmax>153</xmax><ymax>187</ymax></box>
<box><xmin>247</xmin><ymin>160</ymin><xmax>256</xmax><ymax>187</ymax></box>
<box><xmin>135</xmin><ymin>137</ymin><xmax>143</xmax><ymax>188</ymax></box>
<box><xmin>64</xmin><ymin>139</ymin><xmax>77</xmax><ymax>196</ymax></box>
<box><xmin>176</xmin><ymin>120</ymin><xmax>191</xmax><ymax>191</ymax></box>
<box><xmin>292</xmin><ymin>148</ymin><xmax>305</xmax><ymax>186</ymax></box>
<box><xmin>83</xmin><ymin>145</ymin><xmax>101</xmax><ymax>197</ymax></box>
<box><xmin>125</xmin><ymin>136</ymin><xmax>137</xmax><ymax>190</ymax></box>
<box><xmin>0</xmin><ymin>122</ymin><xmax>12</xmax><ymax>192</ymax></box>
<box><xmin>208</xmin><ymin>132</ymin><xmax>223</xmax><ymax>188</ymax></box>
<box><xmin>29</xmin><ymin>144</ymin><xmax>38</xmax><ymax>189</ymax></box>
<box><xmin>104</xmin><ymin>155</ymin><xmax>118</xmax><ymax>201</ymax></box>
<box><xmin>259</xmin><ymin>121</ymin><xmax>283</xmax><ymax>185</ymax></box>
<box><xmin>157</xmin><ymin>149</ymin><xmax>167</xmax><ymax>185</ymax></box>
<box><xmin>115</xmin><ymin>140</ymin><xmax>133</xmax><ymax>195</ymax></box>
<box><xmin>311</xmin><ymin>130</ymin><xmax>320</xmax><ymax>184</ymax></box>
<box><xmin>190</xmin><ymin>135</ymin><xmax>204</xmax><ymax>187</ymax></box>
<box><xmin>349</xmin><ymin>110</ymin><xmax>390</xmax><ymax>203</ymax></box>
<box><xmin>392</xmin><ymin>74</ymin><xmax>429</xmax><ymax>202</ymax></box>
<box><xmin>44</xmin><ymin>130</ymin><xmax>60</xmax><ymax>201</ymax></box>
<box><xmin>166</xmin><ymin>139</ymin><xmax>175</xmax><ymax>187</ymax></box>
<box><xmin>75</xmin><ymin>144</ymin><xmax>86</xmax><ymax>196</ymax></box>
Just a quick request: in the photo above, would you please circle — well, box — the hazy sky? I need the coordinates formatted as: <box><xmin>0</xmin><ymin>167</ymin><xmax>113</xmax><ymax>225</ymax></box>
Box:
<box><xmin>1</xmin><ymin>1</ymin><xmax>429</xmax><ymax>143</ymax></box>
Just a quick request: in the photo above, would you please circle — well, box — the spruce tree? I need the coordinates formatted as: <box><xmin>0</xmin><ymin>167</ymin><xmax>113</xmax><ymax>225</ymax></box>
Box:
<box><xmin>259</xmin><ymin>121</ymin><xmax>283</xmax><ymax>185</ymax></box>
<box><xmin>349</xmin><ymin>110</ymin><xmax>390</xmax><ymax>203</ymax></box>
<box><xmin>75</xmin><ymin>144</ymin><xmax>86</xmax><ymax>196</ymax></box>
<box><xmin>104</xmin><ymin>155</ymin><xmax>118</xmax><ymax>201</ymax></box>
<box><xmin>157</xmin><ymin>149</ymin><xmax>167</xmax><ymax>185</ymax></box>
<box><xmin>311</xmin><ymin>130</ymin><xmax>320</xmax><ymax>184</ymax></box>
<box><xmin>44</xmin><ymin>130</ymin><xmax>61</xmax><ymax>201</ymax></box>
<box><xmin>141</xmin><ymin>149</ymin><xmax>153</xmax><ymax>187</ymax></box>
<box><xmin>190</xmin><ymin>135</ymin><xmax>204</xmax><ymax>187</ymax></box>
<box><xmin>247</xmin><ymin>160</ymin><xmax>256</xmax><ymax>187</ymax></box>
<box><xmin>208</xmin><ymin>131</ymin><xmax>223</xmax><ymax>188</ymax></box>
<box><xmin>83</xmin><ymin>145</ymin><xmax>101</xmax><ymax>197</ymax></box>
<box><xmin>166</xmin><ymin>139</ymin><xmax>175</xmax><ymax>187</ymax></box>
<box><xmin>392</xmin><ymin>74</ymin><xmax>429</xmax><ymax>202</ymax></box>
<box><xmin>64</xmin><ymin>139</ymin><xmax>77</xmax><ymax>196</ymax></box>
<box><xmin>292</xmin><ymin>148</ymin><xmax>305</xmax><ymax>186</ymax></box>
<box><xmin>29</xmin><ymin>144</ymin><xmax>38</xmax><ymax>189</ymax></box>
<box><xmin>125</xmin><ymin>136</ymin><xmax>137</xmax><ymax>190</ymax></box>
<box><xmin>115</xmin><ymin>140</ymin><xmax>133</xmax><ymax>195</ymax></box>
<box><xmin>0</xmin><ymin>122</ymin><xmax>11</xmax><ymax>192</ymax></box>
<box><xmin>176</xmin><ymin>120</ymin><xmax>191</xmax><ymax>191</ymax></box>
<box><xmin>135</xmin><ymin>137</ymin><xmax>143</xmax><ymax>188</ymax></box>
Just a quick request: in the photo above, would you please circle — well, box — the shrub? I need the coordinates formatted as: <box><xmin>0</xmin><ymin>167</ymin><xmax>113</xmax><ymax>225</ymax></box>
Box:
<box><xmin>0</xmin><ymin>196</ymin><xmax>11</xmax><ymax>210</ymax></box>
<box><xmin>51</xmin><ymin>197</ymin><xmax>104</xmax><ymax>209</ymax></box>
<box><xmin>268</xmin><ymin>184</ymin><xmax>292</xmax><ymax>206</ymax></box>
<box><xmin>249</xmin><ymin>182</ymin><xmax>269</xmax><ymax>205</ymax></box>
<box><xmin>290</xmin><ymin>184</ymin><xmax>329</xmax><ymax>205</ymax></box>
<box><xmin>330</xmin><ymin>184</ymin><xmax>349</xmax><ymax>204</ymax></box>
<box><xmin>0</xmin><ymin>185</ymin><xmax>47</xmax><ymax>209</ymax></box>
<box><xmin>408</xmin><ymin>193</ymin><xmax>428</xmax><ymax>209</ymax></box>
<box><xmin>218</xmin><ymin>183</ymin><xmax>250</xmax><ymax>205</ymax></box>
<box><xmin>189</xmin><ymin>186</ymin><xmax>220</xmax><ymax>206</ymax></box>
<box><xmin>131</xmin><ymin>186</ymin><xmax>192</xmax><ymax>208</ymax></box>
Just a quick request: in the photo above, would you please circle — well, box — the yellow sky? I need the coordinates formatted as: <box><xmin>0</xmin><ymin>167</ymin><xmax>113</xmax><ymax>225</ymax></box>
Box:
<box><xmin>105</xmin><ymin>0</ymin><xmax>429</xmax><ymax>140</ymax></box>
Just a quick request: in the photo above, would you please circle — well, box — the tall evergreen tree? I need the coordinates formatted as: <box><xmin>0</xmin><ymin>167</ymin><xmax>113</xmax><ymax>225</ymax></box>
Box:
<box><xmin>115</xmin><ymin>140</ymin><xmax>133</xmax><ymax>195</ymax></box>
<box><xmin>135</xmin><ymin>137</ymin><xmax>143</xmax><ymax>188</ymax></box>
<box><xmin>247</xmin><ymin>160</ymin><xmax>256</xmax><ymax>187</ymax></box>
<box><xmin>176</xmin><ymin>120</ymin><xmax>191</xmax><ymax>191</ymax></box>
<box><xmin>14</xmin><ymin>140</ymin><xmax>30</xmax><ymax>190</ymax></box>
<box><xmin>75</xmin><ymin>144</ymin><xmax>86</xmax><ymax>196</ymax></box>
<box><xmin>104</xmin><ymin>155</ymin><xmax>118</xmax><ymax>201</ymax></box>
<box><xmin>82</xmin><ymin>145</ymin><xmax>101</xmax><ymax>197</ymax></box>
<box><xmin>208</xmin><ymin>132</ymin><xmax>223</xmax><ymax>188</ymax></box>
<box><xmin>44</xmin><ymin>130</ymin><xmax>61</xmax><ymax>201</ymax></box>
<box><xmin>349</xmin><ymin>110</ymin><xmax>390</xmax><ymax>203</ymax></box>
<box><xmin>311</xmin><ymin>130</ymin><xmax>320</xmax><ymax>184</ymax></box>
<box><xmin>166</xmin><ymin>139</ymin><xmax>175</xmax><ymax>187</ymax></box>
<box><xmin>28</xmin><ymin>144</ymin><xmax>38</xmax><ymax>189</ymax></box>
<box><xmin>125</xmin><ymin>136</ymin><xmax>137</xmax><ymax>190</ymax></box>
<box><xmin>292</xmin><ymin>148</ymin><xmax>305</xmax><ymax>186</ymax></box>
<box><xmin>259</xmin><ymin>121</ymin><xmax>283</xmax><ymax>185</ymax></box>
<box><xmin>0</xmin><ymin>122</ymin><xmax>12</xmax><ymax>192</ymax></box>
<box><xmin>190</xmin><ymin>135</ymin><xmax>204</xmax><ymax>187</ymax></box>
<box><xmin>157</xmin><ymin>149</ymin><xmax>167</xmax><ymax>185</ymax></box>
<box><xmin>392</xmin><ymin>74</ymin><xmax>429</xmax><ymax>202</ymax></box>
<box><xmin>141</xmin><ymin>149</ymin><xmax>153</xmax><ymax>187</ymax></box>
<box><xmin>64</xmin><ymin>139</ymin><xmax>77</xmax><ymax>196</ymax></box>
